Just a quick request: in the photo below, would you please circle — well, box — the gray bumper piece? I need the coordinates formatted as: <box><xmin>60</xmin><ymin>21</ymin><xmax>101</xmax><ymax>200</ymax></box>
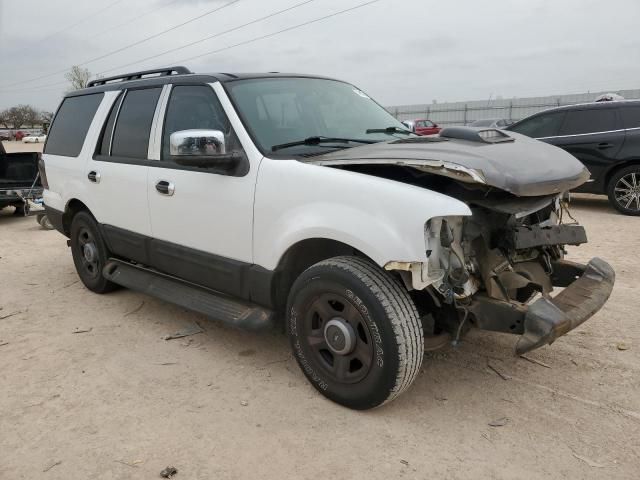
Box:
<box><xmin>515</xmin><ymin>257</ymin><xmax>615</xmax><ymax>355</ymax></box>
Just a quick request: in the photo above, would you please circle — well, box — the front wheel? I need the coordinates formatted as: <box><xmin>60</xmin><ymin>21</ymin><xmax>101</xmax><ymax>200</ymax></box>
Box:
<box><xmin>70</xmin><ymin>211</ymin><xmax>117</xmax><ymax>293</ymax></box>
<box><xmin>287</xmin><ymin>256</ymin><xmax>424</xmax><ymax>410</ymax></box>
<box><xmin>607</xmin><ymin>165</ymin><xmax>640</xmax><ymax>215</ymax></box>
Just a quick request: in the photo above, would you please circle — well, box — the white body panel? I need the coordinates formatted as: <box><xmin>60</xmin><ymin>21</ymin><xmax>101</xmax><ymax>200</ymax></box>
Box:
<box><xmin>146</xmin><ymin>83</ymin><xmax>262</xmax><ymax>262</ymax></box>
<box><xmin>43</xmin><ymin>93</ymin><xmax>113</xmax><ymax>214</ymax></box>
<box><xmin>253</xmin><ymin>158</ymin><xmax>472</xmax><ymax>270</ymax></box>
<box><xmin>44</xmin><ymin>79</ymin><xmax>472</xmax><ymax>277</ymax></box>
<box><xmin>85</xmin><ymin>92</ymin><xmax>152</xmax><ymax>236</ymax></box>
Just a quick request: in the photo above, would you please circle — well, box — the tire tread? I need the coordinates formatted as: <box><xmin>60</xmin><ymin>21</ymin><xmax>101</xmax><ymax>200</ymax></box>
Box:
<box><xmin>311</xmin><ymin>256</ymin><xmax>424</xmax><ymax>406</ymax></box>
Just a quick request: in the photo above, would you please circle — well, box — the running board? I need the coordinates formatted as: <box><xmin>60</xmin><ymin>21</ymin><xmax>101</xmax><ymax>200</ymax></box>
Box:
<box><xmin>103</xmin><ymin>259</ymin><xmax>274</xmax><ymax>330</ymax></box>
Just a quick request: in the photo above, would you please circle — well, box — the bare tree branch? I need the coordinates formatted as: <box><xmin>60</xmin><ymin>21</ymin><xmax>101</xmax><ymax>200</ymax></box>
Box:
<box><xmin>65</xmin><ymin>65</ymin><xmax>91</xmax><ymax>90</ymax></box>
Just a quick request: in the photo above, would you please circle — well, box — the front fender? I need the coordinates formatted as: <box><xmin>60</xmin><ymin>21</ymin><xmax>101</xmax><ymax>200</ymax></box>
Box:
<box><xmin>253</xmin><ymin>159</ymin><xmax>471</xmax><ymax>270</ymax></box>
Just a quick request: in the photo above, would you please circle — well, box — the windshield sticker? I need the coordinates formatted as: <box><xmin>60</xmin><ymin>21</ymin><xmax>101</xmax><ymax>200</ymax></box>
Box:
<box><xmin>353</xmin><ymin>89</ymin><xmax>370</xmax><ymax>99</ymax></box>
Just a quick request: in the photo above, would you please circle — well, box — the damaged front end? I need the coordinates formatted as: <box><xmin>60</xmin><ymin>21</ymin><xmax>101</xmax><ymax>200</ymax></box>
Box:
<box><xmin>307</xmin><ymin>128</ymin><xmax>614</xmax><ymax>353</ymax></box>
<box><xmin>422</xmin><ymin>195</ymin><xmax>614</xmax><ymax>354</ymax></box>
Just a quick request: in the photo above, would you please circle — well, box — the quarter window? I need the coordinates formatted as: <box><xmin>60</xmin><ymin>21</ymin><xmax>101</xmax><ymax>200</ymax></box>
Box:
<box><xmin>111</xmin><ymin>88</ymin><xmax>162</xmax><ymax>159</ymax></box>
<box><xmin>44</xmin><ymin>93</ymin><xmax>104</xmax><ymax>157</ymax></box>
<box><xmin>560</xmin><ymin>109</ymin><xmax>618</xmax><ymax>136</ymax></box>
<box><xmin>509</xmin><ymin>112</ymin><xmax>566</xmax><ymax>138</ymax></box>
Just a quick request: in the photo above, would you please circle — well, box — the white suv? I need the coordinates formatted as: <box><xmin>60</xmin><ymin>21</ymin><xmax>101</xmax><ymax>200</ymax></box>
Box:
<box><xmin>41</xmin><ymin>67</ymin><xmax>614</xmax><ymax>409</ymax></box>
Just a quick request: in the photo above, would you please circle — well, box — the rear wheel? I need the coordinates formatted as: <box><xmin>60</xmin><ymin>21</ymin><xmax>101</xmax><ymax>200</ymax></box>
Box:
<box><xmin>13</xmin><ymin>203</ymin><xmax>29</xmax><ymax>216</ymax></box>
<box><xmin>70</xmin><ymin>211</ymin><xmax>117</xmax><ymax>293</ymax></box>
<box><xmin>287</xmin><ymin>256</ymin><xmax>424</xmax><ymax>410</ymax></box>
<box><xmin>607</xmin><ymin>165</ymin><xmax>640</xmax><ymax>215</ymax></box>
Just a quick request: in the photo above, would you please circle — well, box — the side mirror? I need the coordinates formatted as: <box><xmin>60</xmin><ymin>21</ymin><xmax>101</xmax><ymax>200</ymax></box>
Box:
<box><xmin>169</xmin><ymin>129</ymin><xmax>240</xmax><ymax>169</ymax></box>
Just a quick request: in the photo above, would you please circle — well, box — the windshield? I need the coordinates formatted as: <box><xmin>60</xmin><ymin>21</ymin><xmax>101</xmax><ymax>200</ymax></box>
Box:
<box><xmin>225</xmin><ymin>77</ymin><xmax>411</xmax><ymax>154</ymax></box>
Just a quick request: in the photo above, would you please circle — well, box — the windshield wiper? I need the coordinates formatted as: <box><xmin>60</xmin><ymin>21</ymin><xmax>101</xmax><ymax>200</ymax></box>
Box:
<box><xmin>365</xmin><ymin>126</ymin><xmax>413</xmax><ymax>135</ymax></box>
<box><xmin>271</xmin><ymin>136</ymin><xmax>375</xmax><ymax>152</ymax></box>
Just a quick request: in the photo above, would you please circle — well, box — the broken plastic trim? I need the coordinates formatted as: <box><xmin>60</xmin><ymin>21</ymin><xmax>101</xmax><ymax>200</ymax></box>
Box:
<box><xmin>384</xmin><ymin>261</ymin><xmax>443</xmax><ymax>290</ymax></box>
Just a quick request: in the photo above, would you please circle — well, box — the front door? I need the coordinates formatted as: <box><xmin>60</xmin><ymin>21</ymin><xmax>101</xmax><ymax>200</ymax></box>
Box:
<box><xmin>546</xmin><ymin>107</ymin><xmax>624</xmax><ymax>192</ymax></box>
<box><xmin>146</xmin><ymin>83</ymin><xmax>260</xmax><ymax>298</ymax></box>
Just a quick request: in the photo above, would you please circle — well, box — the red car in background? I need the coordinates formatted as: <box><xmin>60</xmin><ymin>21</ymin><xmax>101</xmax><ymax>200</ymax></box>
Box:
<box><xmin>402</xmin><ymin>119</ymin><xmax>441</xmax><ymax>136</ymax></box>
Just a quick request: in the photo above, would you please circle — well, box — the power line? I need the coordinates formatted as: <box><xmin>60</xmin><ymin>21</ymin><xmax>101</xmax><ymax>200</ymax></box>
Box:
<box><xmin>4</xmin><ymin>0</ymin><xmax>383</xmax><ymax>96</ymax></box>
<box><xmin>35</xmin><ymin>0</ymin><xmax>124</xmax><ymax>46</ymax></box>
<box><xmin>0</xmin><ymin>0</ymin><xmax>242</xmax><ymax>90</ymax></box>
<box><xmin>168</xmin><ymin>0</ymin><xmax>382</xmax><ymax>66</ymax></box>
<box><xmin>91</xmin><ymin>0</ymin><xmax>182</xmax><ymax>41</ymax></box>
<box><xmin>98</xmin><ymin>0</ymin><xmax>318</xmax><ymax>76</ymax></box>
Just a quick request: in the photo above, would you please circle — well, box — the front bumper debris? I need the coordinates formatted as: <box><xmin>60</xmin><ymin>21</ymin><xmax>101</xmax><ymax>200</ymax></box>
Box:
<box><xmin>515</xmin><ymin>257</ymin><xmax>615</xmax><ymax>354</ymax></box>
<box><xmin>466</xmin><ymin>258</ymin><xmax>615</xmax><ymax>354</ymax></box>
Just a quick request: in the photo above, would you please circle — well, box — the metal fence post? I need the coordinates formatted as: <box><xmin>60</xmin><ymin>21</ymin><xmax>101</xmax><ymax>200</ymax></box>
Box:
<box><xmin>464</xmin><ymin>104</ymin><xmax>468</xmax><ymax>125</ymax></box>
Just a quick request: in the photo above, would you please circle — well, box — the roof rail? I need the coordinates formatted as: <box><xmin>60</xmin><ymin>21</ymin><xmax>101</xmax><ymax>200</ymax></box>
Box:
<box><xmin>87</xmin><ymin>66</ymin><xmax>192</xmax><ymax>88</ymax></box>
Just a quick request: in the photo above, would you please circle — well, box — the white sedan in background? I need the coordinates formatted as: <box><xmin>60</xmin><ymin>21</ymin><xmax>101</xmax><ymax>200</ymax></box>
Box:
<box><xmin>22</xmin><ymin>133</ymin><xmax>47</xmax><ymax>143</ymax></box>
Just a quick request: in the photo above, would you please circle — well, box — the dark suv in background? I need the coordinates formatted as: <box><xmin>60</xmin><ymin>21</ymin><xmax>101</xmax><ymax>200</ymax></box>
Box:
<box><xmin>507</xmin><ymin>100</ymin><xmax>640</xmax><ymax>215</ymax></box>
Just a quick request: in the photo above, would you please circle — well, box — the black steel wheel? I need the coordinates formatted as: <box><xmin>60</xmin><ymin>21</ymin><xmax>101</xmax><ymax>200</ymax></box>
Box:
<box><xmin>608</xmin><ymin>165</ymin><xmax>640</xmax><ymax>215</ymax></box>
<box><xmin>70</xmin><ymin>211</ymin><xmax>117</xmax><ymax>293</ymax></box>
<box><xmin>303</xmin><ymin>292</ymin><xmax>375</xmax><ymax>384</ymax></box>
<box><xmin>287</xmin><ymin>256</ymin><xmax>424</xmax><ymax>410</ymax></box>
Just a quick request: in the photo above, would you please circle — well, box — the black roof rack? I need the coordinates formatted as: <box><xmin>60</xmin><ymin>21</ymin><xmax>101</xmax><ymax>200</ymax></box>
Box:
<box><xmin>87</xmin><ymin>66</ymin><xmax>192</xmax><ymax>88</ymax></box>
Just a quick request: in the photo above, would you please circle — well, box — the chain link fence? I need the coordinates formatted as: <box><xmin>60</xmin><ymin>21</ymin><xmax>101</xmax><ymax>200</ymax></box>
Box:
<box><xmin>387</xmin><ymin>89</ymin><xmax>640</xmax><ymax>126</ymax></box>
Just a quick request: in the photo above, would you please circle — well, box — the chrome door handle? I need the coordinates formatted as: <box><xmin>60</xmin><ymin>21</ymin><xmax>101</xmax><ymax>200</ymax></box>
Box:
<box><xmin>87</xmin><ymin>171</ymin><xmax>101</xmax><ymax>183</ymax></box>
<box><xmin>155</xmin><ymin>180</ymin><xmax>175</xmax><ymax>196</ymax></box>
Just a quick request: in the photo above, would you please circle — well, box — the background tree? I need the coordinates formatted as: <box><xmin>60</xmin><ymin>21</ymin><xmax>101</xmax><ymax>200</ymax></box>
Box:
<box><xmin>40</xmin><ymin>111</ymin><xmax>54</xmax><ymax>133</ymax></box>
<box><xmin>40</xmin><ymin>111</ymin><xmax>54</xmax><ymax>124</ymax></box>
<box><xmin>0</xmin><ymin>109</ymin><xmax>8</xmax><ymax>128</ymax></box>
<box><xmin>65</xmin><ymin>65</ymin><xmax>91</xmax><ymax>90</ymax></box>
<box><xmin>24</xmin><ymin>106</ymin><xmax>40</xmax><ymax>126</ymax></box>
<box><xmin>4</xmin><ymin>105</ymin><xmax>33</xmax><ymax>129</ymax></box>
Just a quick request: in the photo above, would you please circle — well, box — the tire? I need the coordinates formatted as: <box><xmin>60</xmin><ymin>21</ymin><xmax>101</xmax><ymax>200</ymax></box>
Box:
<box><xmin>287</xmin><ymin>256</ymin><xmax>424</xmax><ymax>410</ymax></box>
<box><xmin>607</xmin><ymin>165</ymin><xmax>640</xmax><ymax>215</ymax></box>
<box><xmin>13</xmin><ymin>203</ymin><xmax>28</xmax><ymax>216</ymax></box>
<box><xmin>70</xmin><ymin>211</ymin><xmax>117</xmax><ymax>293</ymax></box>
<box><xmin>41</xmin><ymin>215</ymin><xmax>54</xmax><ymax>230</ymax></box>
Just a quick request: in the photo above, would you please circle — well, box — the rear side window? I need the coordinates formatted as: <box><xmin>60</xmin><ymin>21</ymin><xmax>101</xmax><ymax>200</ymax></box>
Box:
<box><xmin>560</xmin><ymin>109</ymin><xmax>618</xmax><ymax>136</ymax></box>
<box><xmin>98</xmin><ymin>92</ymin><xmax>124</xmax><ymax>156</ymax></box>
<box><xmin>620</xmin><ymin>106</ymin><xmax>640</xmax><ymax>129</ymax></box>
<box><xmin>509</xmin><ymin>111</ymin><xmax>565</xmax><ymax>138</ymax></box>
<box><xmin>44</xmin><ymin>93</ymin><xmax>104</xmax><ymax>157</ymax></box>
<box><xmin>111</xmin><ymin>88</ymin><xmax>161</xmax><ymax>159</ymax></box>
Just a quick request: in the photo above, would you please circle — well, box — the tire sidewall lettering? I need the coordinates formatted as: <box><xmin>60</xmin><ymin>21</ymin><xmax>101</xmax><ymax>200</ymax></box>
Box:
<box><xmin>345</xmin><ymin>288</ymin><xmax>384</xmax><ymax>368</ymax></box>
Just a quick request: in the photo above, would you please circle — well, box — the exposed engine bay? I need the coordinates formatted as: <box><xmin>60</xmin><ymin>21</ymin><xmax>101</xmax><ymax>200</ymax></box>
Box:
<box><xmin>329</xmin><ymin>162</ymin><xmax>614</xmax><ymax>355</ymax></box>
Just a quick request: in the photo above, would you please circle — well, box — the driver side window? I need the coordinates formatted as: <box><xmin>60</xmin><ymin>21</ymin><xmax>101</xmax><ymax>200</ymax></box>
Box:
<box><xmin>510</xmin><ymin>111</ymin><xmax>566</xmax><ymax>138</ymax></box>
<box><xmin>161</xmin><ymin>85</ymin><xmax>242</xmax><ymax>160</ymax></box>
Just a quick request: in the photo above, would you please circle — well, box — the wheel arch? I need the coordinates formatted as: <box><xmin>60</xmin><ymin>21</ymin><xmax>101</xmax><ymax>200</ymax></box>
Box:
<box><xmin>62</xmin><ymin>198</ymin><xmax>94</xmax><ymax>236</ymax></box>
<box><xmin>604</xmin><ymin>158</ymin><xmax>640</xmax><ymax>189</ymax></box>
<box><xmin>270</xmin><ymin>237</ymin><xmax>374</xmax><ymax>313</ymax></box>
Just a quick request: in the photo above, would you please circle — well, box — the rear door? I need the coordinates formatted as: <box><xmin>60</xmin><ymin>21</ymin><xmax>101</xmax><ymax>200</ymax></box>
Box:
<box><xmin>549</xmin><ymin>107</ymin><xmax>623</xmax><ymax>191</ymax></box>
<box><xmin>618</xmin><ymin>104</ymin><xmax>640</xmax><ymax>164</ymax></box>
<box><xmin>87</xmin><ymin>87</ymin><xmax>162</xmax><ymax>263</ymax></box>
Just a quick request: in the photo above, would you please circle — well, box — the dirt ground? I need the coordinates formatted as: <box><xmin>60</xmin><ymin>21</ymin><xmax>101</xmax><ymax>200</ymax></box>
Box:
<box><xmin>1</xmin><ymin>141</ymin><xmax>639</xmax><ymax>479</ymax></box>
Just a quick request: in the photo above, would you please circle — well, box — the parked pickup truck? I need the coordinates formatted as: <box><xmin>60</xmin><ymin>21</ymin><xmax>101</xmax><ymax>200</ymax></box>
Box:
<box><xmin>0</xmin><ymin>141</ymin><xmax>43</xmax><ymax>215</ymax></box>
<box><xmin>41</xmin><ymin>67</ymin><xmax>615</xmax><ymax>409</ymax></box>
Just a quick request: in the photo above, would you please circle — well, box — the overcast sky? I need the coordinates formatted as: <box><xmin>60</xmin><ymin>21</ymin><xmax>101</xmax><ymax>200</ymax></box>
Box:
<box><xmin>1</xmin><ymin>0</ymin><xmax>639</xmax><ymax>112</ymax></box>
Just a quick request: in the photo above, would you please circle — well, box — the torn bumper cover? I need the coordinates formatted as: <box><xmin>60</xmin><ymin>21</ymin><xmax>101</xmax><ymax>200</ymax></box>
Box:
<box><xmin>516</xmin><ymin>258</ymin><xmax>615</xmax><ymax>354</ymax></box>
<box><xmin>468</xmin><ymin>258</ymin><xmax>615</xmax><ymax>354</ymax></box>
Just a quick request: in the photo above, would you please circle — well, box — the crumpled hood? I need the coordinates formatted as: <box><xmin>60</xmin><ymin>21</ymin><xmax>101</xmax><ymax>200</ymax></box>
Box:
<box><xmin>300</xmin><ymin>130</ymin><xmax>590</xmax><ymax>197</ymax></box>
